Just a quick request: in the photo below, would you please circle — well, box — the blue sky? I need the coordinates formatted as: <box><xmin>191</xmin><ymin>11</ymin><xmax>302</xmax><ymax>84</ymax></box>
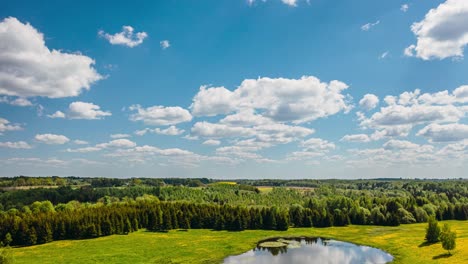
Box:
<box><xmin>1</xmin><ymin>0</ymin><xmax>468</xmax><ymax>178</ymax></box>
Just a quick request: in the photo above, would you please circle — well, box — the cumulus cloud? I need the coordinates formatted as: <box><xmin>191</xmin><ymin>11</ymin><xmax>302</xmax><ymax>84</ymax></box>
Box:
<box><xmin>129</xmin><ymin>105</ymin><xmax>192</xmax><ymax>126</ymax></box>
<box><xmin>359</xmin><ymin>94</ymin><xmax>379</xmax><ymax>110</ymax></box>
<box><xmin>383</xmin><ymin>139</ymin><xmax>426</xmax><ymax>150</ymax></box>
<box><xmin>160</xmin><ymin>40</ymin><xmax>170</xmax><ymax>49</ymax></box>
<box><xmin>99</xmin><ymin>26</ymin><xmax>148</xmax><ymax>48</ymax></box>
<box><xmin>35</xmin><ymin>134</ymin><xmax>70</xmax><ymax>144</ymax></box>
<box><xmin>405</xmin><ymin>0</ymin><xmax>468</xmax><ymax>60</ymax></box>
<box><xmin>73</xmin><ymin>140</ymin><xmax>88</xmax><ymax>145</ymax></box>
<box><xmin>356</xmin><ymin>86</ymin><xmax>468</xmax><ymax>142</ymax></box>
<box><xmin>0</xmin><ymin>17</ymin><xmax>102</xmax><ymax>98</ymax></box>
<box><xmin>47</xmin><ymin>111</ymin><xmax>66</xmax><ymax>119</ymax></box>
<box><xmin>191</xmin><ymin>122</ymin><xmax>253</xmax><ymax>138</ymax></box>
<box><xmin>0</xmin><ymin>118</ymin><xmax>22</xmax><ymax>133</ymax></box>
<box><xmin>202</xmin><ymin>139</ymin><xmax>221</xmax><ymax>146</ymax></box>
<box><xmin>346</xmin><ymin>139</ymin><xmax>437</xmax><ymax>168</ymax></box>
<box><xmin>191</xmin><ymin>76</ymin><xmax>352</xmax><ymax>124</ymax></box>
<box><xmin>300</xmin><ymin>138</ymin><xmax>335</xmax><ymax>152</ymax></box>
<box><xmin>66</xmin><ymin>146</ymin><xmax>101</xmax><ymax>153</ymax></box>
<box><xmin>417</xmin><ymin>123</ymin><xmax>468</xmax><ymax>142</ymax></box>
<box><xmin>0</xmin><ymin>141</ymin><xmax>32</xmax><ymax>149</ymax></box>
<box><xmin>68</xmin><ymin>102</ymin><xmax>111</xmax><ymax>120</ymax></box>
<box><xmin>97</xmin><ymin>139</ymin><xmax>136</xmax><ymax>149</ymax></box>
<box><xmin>135</xmin><ymin>126</ymin><xmax>184</xmax><ymax>136</ymax></box>
<box><xmin>361</xmin><ymin>20</ymin><xmax>380</xmax><ymax>31</ymax></box>
<box><xmin>340</xmin><ymin>134</ymin><xmax>371</xmax><ymax>143</ymax></box>
<box><xmin>67</xmin><ymin>138</ymin><xmax>137</xmax><ymax>153</ymax></box>
<box><xmin>110</xmin><ymin>133</ymin><xmax>131</xmax><ymax>139</ymax></box>
<box><xmin>0</xmin><ymin>97</ymin><xmax>33</xmax><ymax>107</ymax></box>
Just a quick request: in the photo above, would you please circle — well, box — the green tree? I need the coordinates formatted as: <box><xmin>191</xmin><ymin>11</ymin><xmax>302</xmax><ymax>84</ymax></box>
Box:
<box><xmin>2</xmin><ymin>233</ymin><xmax>12</xmax><ymax>247</ymax></box>
<box><xmin>439</xmin><ymin>224</ymin><xmax>456</xmax><ymax>255</ymax></box>
<box><xmin>425</xmin><ymin>217</ymin><xmax>440</xmax><ymax>243</ymax></box>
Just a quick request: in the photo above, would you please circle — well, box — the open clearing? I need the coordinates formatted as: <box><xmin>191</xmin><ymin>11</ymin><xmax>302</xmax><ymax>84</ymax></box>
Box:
<box><xmin>11</xmin><ymin>220</ymin><xmax>467</xmax><ymax>264</ymax></box>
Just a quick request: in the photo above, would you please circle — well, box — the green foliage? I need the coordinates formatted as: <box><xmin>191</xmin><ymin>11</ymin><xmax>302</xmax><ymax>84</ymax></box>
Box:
<box><xmin>425</xmin><ymin>217</ymin><xmax>440</xmax><ymax>243</ymax></box>
<box><xmin>0</xmin><ymin>247</ymin><xmax>14</xmax><ymax>264</ymax></box>
<box><xmin>439</xmin><ymin>223</ymin><xmax>456</xmax><ymax>254</ymax></box>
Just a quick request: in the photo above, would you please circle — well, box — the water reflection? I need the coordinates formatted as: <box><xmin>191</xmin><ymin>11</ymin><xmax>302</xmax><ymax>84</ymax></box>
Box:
<box><xmin>223</xmin><ymin>237</ymin><xmax>393</xmax><ymax>264</ymax></box>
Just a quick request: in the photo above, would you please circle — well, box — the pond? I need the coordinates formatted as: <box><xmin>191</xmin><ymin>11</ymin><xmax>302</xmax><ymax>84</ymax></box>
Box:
<box><xmin>223</xmin><ymin>237</ymin><xmax>394</xmax><ymax>264</ymax></box>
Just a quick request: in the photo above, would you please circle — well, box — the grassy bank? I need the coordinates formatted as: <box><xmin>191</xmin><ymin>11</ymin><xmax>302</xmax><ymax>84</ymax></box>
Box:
<box><xmin>10</xmin><ymin>220</ymin><xmax>467</xmax><ymax>264</ymax></box>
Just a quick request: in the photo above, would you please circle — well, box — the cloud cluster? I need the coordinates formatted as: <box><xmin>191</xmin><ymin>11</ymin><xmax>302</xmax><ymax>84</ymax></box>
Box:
<box><xmin>135</xmin><ymin>126</ymin><xmax>184</xmax><ymax>136</ymax></box>
<box><xmin>0</xmin><ymin>17</ymin><xmax>102</xmax><ymax>98</ymax></box>
<box><xmin>0</xmin><ymin>118</ymin><xmax>22</xmax><ymax>134</ymax></box>
<box><xmin>35</xmin><ymin>134</ymin><xmax>70</xmax><ymax>145</ymax></box>
<box><xmin>0</xmin><ymin>97</ymin><xmax>33</xmax><ymax>107</ymax></box>
<box><xmin>48</xmin><ymin>102</ymin><xmax>111</xmax><ymax>120</ymax></box>
<box><xmin>99</xmin><ymin>26</ymin><xmax>147</xmax><ymax>48</ymax></box>
<box><xmin>129</xmin><ymin>105</ymin><xmax>192</xmax><ymax>126</ymax></box>
<box><xmin>0</xmin><ymin>141</ymin><xmax>32</xmax><ymax>149</ymax></box>
<box><xmin>191</xmin><ymin>76</ymin><xmax>351</xmax><ymax>124</ymax></box>
<box><xmin>357</xmin><ymin>86</ymin><xmax>468</xmax><ymax>140</ymax></box>
<box><xmin>405</xmin><ymin>0</ymin><xmax>468</xmax><ymax>60</ymax></box>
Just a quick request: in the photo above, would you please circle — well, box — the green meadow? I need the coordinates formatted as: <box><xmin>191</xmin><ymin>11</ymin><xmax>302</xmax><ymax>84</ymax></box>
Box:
<box><xmin>10</xmin><ymin>220</ymin><xmax>467</xmax><ymax>264</ymax></box>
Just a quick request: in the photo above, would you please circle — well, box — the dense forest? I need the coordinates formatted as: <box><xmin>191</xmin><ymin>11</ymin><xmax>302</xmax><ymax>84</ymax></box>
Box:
<box><xmin>0</xmin><ymin>177</ymin><xmax>467</xmax><ymax>247</ymax></box>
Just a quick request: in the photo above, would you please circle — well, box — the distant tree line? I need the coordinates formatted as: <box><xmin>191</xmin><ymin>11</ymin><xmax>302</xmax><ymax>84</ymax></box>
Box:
<box><xmin>0</xmin><ymin>198</ymin><xmax>289</xmax><ymax>247</ymax></box>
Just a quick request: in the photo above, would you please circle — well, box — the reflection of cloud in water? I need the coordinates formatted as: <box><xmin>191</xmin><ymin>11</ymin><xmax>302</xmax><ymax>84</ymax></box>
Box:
<box><xmin>224</xmin><ymin>238</ymin><xmax>393</xmax><ymax>264</ymax></box>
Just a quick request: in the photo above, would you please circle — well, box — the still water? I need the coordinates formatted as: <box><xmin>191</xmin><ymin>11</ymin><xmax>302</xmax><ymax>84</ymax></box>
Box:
<box><xmin>223</xmin><ymin>237</ymin><xmax>393</xmax><ymax>264</ymax></box>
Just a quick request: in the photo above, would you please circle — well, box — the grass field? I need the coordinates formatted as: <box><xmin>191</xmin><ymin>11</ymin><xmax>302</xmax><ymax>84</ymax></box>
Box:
<box><xmin>10</xmin><ymin>220</ymin><xmax>467</xmax><ymax>264</ymax></box>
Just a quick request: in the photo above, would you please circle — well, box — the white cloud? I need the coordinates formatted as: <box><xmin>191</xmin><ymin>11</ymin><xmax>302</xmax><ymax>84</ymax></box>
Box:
<box><xmin>192</xmin><ymin>122</ymin><xmax>253</xmax><ymax>138</ymax></box>
<box><xmin>0</xmin><ymin>97</ymin><xmax>33</xmax><ymax>107</ymax></box>
<box><xmin>405</xmin><ymin>0</ymin><xmax>468</xmax><ymax>60</ymax></box>
<box><xmin>135</xmin><ymin>126</ymin><xmax>184</xmax><ymax>136</ymax></box>
<box><xmin>99</xmin><ymin>26</ymin><xmax>147</xmax><ymax>48</ymax></box>
<box><xmin>0</xmin><ymin>141</ymin><xmax>32</xmax><ymax>149</ymax></box>
<box><xmin>47</xmin><ymin>111</ymin><xmax>66</xmax><ymax>119</ymax></box>
<box><xmin>0</xmin><ymin>17</ymin><xmax>102</xmax><ymax>98</ymax></box>
<box><xmin>129</xmin><ymin>105</ymin><xmax>192</xmax><ymax>126</ymax></box>
<box><xmin>359</xmin><ymin>94</ymin><xmax>379</xmax><ymax>110</ymax></box>
<box><xmin>97</xmin><ymin>139</ymin><xmax>136</xmax><ymax>149</ymax></box>
<box><xmin>281</xmin><ymin>0</ymin><xmax>297</xmax><ymax>6</ymax></box>
<box><xmin>361</xmin><ymin>104</ymin><xmax>463</xmax><ymax>128</ymax></box>
<box><xmin>383</xmin><ymin>139</ymin><xmax>424</xmax><ymax>150</ymax></box>
<box><xmin>110</xmin><ymin>133</ymin><xmax>131</xmax><ymax>139</ymax></box>
<box><xmin>191</xmin><ymin>76</ymin><xmax>352</xmax><ymax>124</ymax></box>
<box><xmin>247</xmin><ymin>0</ymin><xmax>298</xmax><ymax>7</ymax></box>
<box><xmin>379</xmin><ymin>51</ymin><xmax>389</xmax><ymax>59</ymax></box>
<box><xmin>203</xmin><ymin>139</ymin><xmax>221</xmax><ymax>146</ymax></box>
<box><xmin>417</xmin><ymin>123</ymin><xmax>468</xmax><ymax>142</ymax></box>
<box><xmin>357</xmin><ymin>86</ymin><xmax>468</xmax><ymax>141</ymax></box>
<box><xmin>160</xmin><ymin>40</ymin><xmax>170</xmax><ymax>49</ymax></box>
<box><xmin>35</xmin><ymin>133</ymin><xmax>70</xmax><ymax>144</ymax></box>
<box><xmin>401</xmin><ymin>4</ymin><xmax>409</xmax><ymax>12</ymax></box>
<box><xmin>73</xmin><ymin>140</ymin><xmax>88</xmax><ymax>145</ymax></box>
<box><xmin>340</xmin><ymin>134</ymin><xmax>371</xmax><ymax>143</ymax></box>
<box><xmin>0</xmin><ymin>118</ymin><xmax>22</xmax><ymax>133</ymax></box>
<box><xmin>300</xmin><ymin>138</ymin><xmax>335</xmax><ymax>152</ymax></box>
<box><xmin>361</xmin><ymin>20</ymin><xmax>380</xmax><ymax>31</ymax></box>
<box><xmin>66</xmin><ymin>146</ymin><xmax>101</xmax><ymax>153</ymax></box>
<box><xmin>68</xmin><ymin>101</ymin><xmax>111</xmax><ymax>120</ymax></box>
<box><xmin>152</xmin><ymin>126</ymin><xmax>184</xmax><ymax>136</ymax></box>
